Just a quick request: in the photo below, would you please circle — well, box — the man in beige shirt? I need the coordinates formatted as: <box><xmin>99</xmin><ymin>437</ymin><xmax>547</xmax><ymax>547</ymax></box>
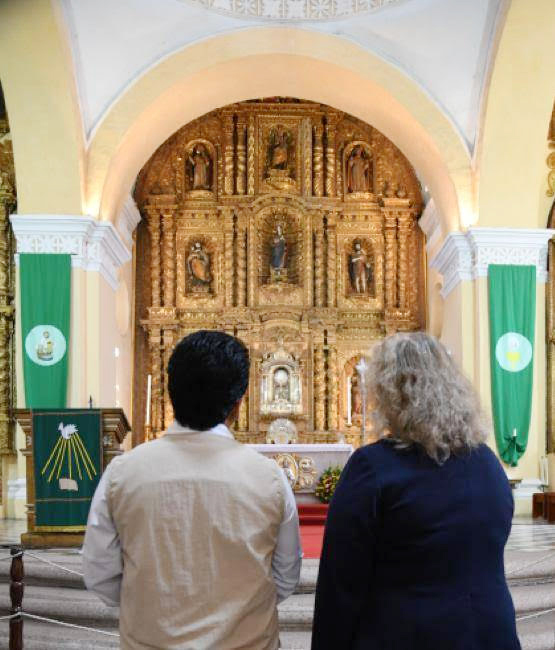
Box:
<box><xmin>83</xmin><ymin>330</ymin><xmax>302</xmax><ymax>649</ymax></box>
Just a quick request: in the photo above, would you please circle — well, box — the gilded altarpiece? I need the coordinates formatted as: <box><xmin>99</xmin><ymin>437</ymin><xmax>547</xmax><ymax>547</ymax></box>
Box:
<box><xmin>134</xmin><ymin>99</ymin><xmax>425</xmax><ymax>448</ymax></box>
<box><xmin>0</xmin><ymin>87</ymin><xmax>17</xmax><ymax>503</ymax></box>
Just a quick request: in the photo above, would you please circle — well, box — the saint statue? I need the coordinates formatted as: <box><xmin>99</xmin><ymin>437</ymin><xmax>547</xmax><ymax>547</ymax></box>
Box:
<box><xmin>269</xmin><ymin>128</ymin><xmax>290</xmax><ymax>171</ymax></box>
<box><xmin>270</xmin><ymin>224</ymin><xmax>287</xmax><ymax>272</ymax></box>
<box><xmin>188</xmin><ymin>145</ymin><xmax>211</xmax><ymax>190</ymax></box>
<box><xmin>273</xmin><ymin>368</ymin><xmax>290</xmax><ymax>402</ymax></box>
<box><xmin>347</xmin><ymin>145</ymin><xmax>371</xmax><ymax>193</ymax></box>
<box><xmin>36</xmin><ymin>330</ymin><xmax>54</xmax><ymax>361</ymax></box>
<box><xmin>349</xmin><ymin>240</ymin><xmax>373</xmax><ymax>294</ymax></box>
<box><xmin>351</xmin><ymin>374</ymin><xmax>363</xmax><ymax>417</ymax></box>
<box><xmin>187</xmin><ymin>242</ymin><xmax>211</xmax><ymax>289</ymax></box>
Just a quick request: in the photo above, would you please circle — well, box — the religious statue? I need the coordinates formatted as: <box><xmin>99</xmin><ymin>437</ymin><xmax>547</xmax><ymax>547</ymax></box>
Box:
<box><xmin>349</xmin><ymin>240</ymin><xmax>373</xmax><ymax>294</ymax></box>
<box><xmin>270</xmin><ymin>223</ymin><xmax>287</xmax><ymax>281</ymax></box>
<box><xmin>188</xmin><ymin>144</ymin><xmax>211</xmax><ymax>190</ymax></box>
<box><xmin>351</xmin><ymin>374</ymin><xmax>363</xmax><ymax>417</ymax></box>
<box><xmin>347</xmin><ymin>145</ymin><xmax>371</xmax><ymax>193</ymax></box>
<box><xmin>186</xmin><ymin>241</ymin><xmax>212</xmax><ymax>291</ymax></box>
<box><xmin>273</xmin><ymin>367</ymin><xmax>290</xmax><ymax>402</ymax></box>
<box><xmin>36</xmin><ymin>330</ymin><xmax>54</xmax><ymax>361</ymax></box>
<box><xmin>268</xmin><ymin>127</ymin><xmax>291</xmax><ymax>171</ymax></box>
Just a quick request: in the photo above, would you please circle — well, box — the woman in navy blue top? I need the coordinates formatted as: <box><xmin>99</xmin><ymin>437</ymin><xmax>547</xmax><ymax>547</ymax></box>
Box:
<box><xmin>312</xmin><ymin>332</ymin><xmax>520</xmax><ymax>650</ymax></box>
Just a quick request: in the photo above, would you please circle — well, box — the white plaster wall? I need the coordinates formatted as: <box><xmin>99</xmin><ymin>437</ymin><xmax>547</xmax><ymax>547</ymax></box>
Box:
<box><xmin>60</xmin><ymin>0</ymin><xmax>503</xmax><ymax>148</ymax></box>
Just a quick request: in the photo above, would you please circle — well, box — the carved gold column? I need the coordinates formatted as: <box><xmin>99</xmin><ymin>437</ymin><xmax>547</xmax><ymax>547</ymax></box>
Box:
<box><xmin>238</xmin><ymin>393</ymin><xmax>248</xmax><ymax>432</ymax></box>
<box><xmin>236</xmin><ymin>117</ymin><xmax>247</xmax><ymax>195</ymax></box>
<box><xmin>0</xmin><ymin>197</ymin><xmax>13</xmax><ymax>455</ymax></box>
<box><xmin>224</xmin><ymin>113</ymin><xmax>235</xmax><ymax>196</ymax></box>
<box><xmin>397</xmin><ymin>212</ymin><xmax>413</xmax><ymax>310</ymax></box>
<box><xmin>224</xmin><ymin>209</ymin><xmax>235</xmax><ymax>307</ymax></box>
<box><xmin>313</xmin><ymin>123</ymin><xmax>324</xmax><ymax>197</ymax></box>
<box><xmin>383</xmin><ymin>211</ymin><xmax>398</xmax><ymax>309</ymax></box>
<box><xmin>163</xmin><ymin>330</ymin><xmax>175</xmax><ymax>430</ymax></box>
<box><xmin>0</xmin><ymin>116</ymin><xmax>16</xmax><ymax>460</ymax></box>
<box><xmin>326</xmin><ymin>343</ymin><xmax>338</xmax><ymax>432</ymax></box>
<box><xmin>247</xmin><ymin>114</ymin><xmax>256</xmax><ymax>195</ymax></box>
<box><xmin>161</xmin><ymin>208</ymin><xmax>176</xmax><ymax>307</ymax></box>
<box><xmin>236</xmin><ymin>218</ymin><xmax>248</xmax><ymax>307</ymax></box>
<box><xmin>326</xmin><ymin>213</ymin><xmax>337</xmax><ymax>308</ymax></box>
<box><xmin>302</xmin><ymin>117</ymin><xmax>313</xmax><ymax>198</ymax></box>
<box><xmin>147</xmin><ymin>208</ymin><xmax>162</xmax><ymax>308</ymax></box>
<box><xmin>313</xmin><ymin>344</ymin><xmax>326</xmax><ymax>431</ymax></box>
<box><xmin>325</xmin><ymin>114</ymin><xmax>338</xmax><ymax>198</ymax></box>
<box><xmin>314</xmin><ymin>220</ymin><xmax>325</xmax><ymax>308</ymax></box>
<box><xmin>148</xmin><ymin>328</ymin><xmax>163</xmax><ymax>436</ymax></box>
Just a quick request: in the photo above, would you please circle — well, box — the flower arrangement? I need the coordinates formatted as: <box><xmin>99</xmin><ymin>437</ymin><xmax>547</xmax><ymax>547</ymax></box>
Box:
<box><xmin>315</xmin><ymin>465</ymin><xmax>343</xmax><ymax>503</ymax></box>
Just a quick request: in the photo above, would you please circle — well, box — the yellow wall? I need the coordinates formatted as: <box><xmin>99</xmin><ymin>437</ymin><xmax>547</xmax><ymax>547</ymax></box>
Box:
<box><xmin>477</xmin><ymin>0</ymin><xmax>555</xmax><ymax>229</ymax></box>
<box><xmin>0</xmin><ymin>0</ymin><xmax>85</xmax><ymax>214</ymax></box>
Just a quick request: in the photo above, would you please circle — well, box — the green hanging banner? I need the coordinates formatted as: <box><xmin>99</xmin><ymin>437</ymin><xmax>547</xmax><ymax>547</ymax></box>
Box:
<box><xmin>20</xmin><ymin>254</ymin><xmax>71</xmax><ymax>408</ymax></box>
<box><xmin>488</xmin><ymin>264</ymin><xmax>536</xmax><ymax>467</ymax></box>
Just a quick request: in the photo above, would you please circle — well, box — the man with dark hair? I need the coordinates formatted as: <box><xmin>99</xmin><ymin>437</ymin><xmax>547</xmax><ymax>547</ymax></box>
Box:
<box><xmin>83</xmin><ymin>330</ymin><xmax>302</xmax><ymax>649</ymax></box>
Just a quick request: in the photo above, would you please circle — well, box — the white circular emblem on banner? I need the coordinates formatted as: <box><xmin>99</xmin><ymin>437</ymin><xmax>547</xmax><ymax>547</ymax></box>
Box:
<box><xmin>25</xmin><ymin>325</ymin><xmax>66</xmax><ymax>367</ymax></box>
<box><xmin>495</xmin><ymin>332</ymin><xmax>532</xmax><ymax>373</ymax></box>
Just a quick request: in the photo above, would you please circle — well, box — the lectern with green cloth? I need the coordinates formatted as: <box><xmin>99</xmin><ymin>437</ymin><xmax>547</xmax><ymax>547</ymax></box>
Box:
<box><xmin>15</xmin><ymin>408</ymin><xmax>130</xmax><ymax>547</ymax></box>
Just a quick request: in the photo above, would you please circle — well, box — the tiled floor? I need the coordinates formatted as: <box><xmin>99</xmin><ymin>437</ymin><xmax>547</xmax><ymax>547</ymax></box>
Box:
<box><xmin>1</xmin><ymin>517</ymin><xmax>555</xmax><ymax>552</ymax></box>
<box><xmin>506</xmin><ymin>518</ymin><xmax>555</xmax><ymax>552</ymax></box>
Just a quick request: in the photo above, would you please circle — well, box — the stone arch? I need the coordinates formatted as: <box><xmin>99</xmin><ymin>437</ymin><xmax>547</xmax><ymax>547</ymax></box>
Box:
<box><xmin>86</xmin><ymin>28</ymin><xmax>471</xmax><ymax>236</ymax></box>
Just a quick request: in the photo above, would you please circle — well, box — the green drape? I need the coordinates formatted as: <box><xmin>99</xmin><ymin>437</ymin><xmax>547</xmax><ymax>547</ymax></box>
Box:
<box><xmin>20</xmin><ymin>254</ymin><xmax>71</xmax><ymax>407</ymax></box>
<box><xmin>488</xmin><ymin>264</ymin><xmax>535</xmax><ymax>466</ymax></box>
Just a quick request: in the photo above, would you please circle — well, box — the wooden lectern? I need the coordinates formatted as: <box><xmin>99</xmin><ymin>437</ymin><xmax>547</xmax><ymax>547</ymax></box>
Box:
<box><xmin>14</xmin><ymin>408</ymin><xmax>130</xmax><ymax>548</ymax></box>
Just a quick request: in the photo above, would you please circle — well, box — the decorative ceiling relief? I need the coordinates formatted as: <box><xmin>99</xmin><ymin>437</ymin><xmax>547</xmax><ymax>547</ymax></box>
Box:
<box><xmin>181</xmin><ymin>0</ymin><xmax>403</xmax><ymax>21</ymax></box>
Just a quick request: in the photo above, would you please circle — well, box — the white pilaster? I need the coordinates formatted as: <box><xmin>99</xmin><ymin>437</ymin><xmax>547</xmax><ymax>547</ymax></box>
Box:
<box><xmin>10</xmin><ymin>214</ymin><xmax>131</xmax><ymax>290</ymax></box>
<box><xmin>431</xmin><ymin>227</ymin><xmax>554</xmax><ymax>297</ymax></box>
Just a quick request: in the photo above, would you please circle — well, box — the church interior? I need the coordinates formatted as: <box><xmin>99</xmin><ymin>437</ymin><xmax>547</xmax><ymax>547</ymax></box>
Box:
<box><xmin>0</xmin><ymin>0</ymin><xmax>554</xmax><ymax>647</ymax></box>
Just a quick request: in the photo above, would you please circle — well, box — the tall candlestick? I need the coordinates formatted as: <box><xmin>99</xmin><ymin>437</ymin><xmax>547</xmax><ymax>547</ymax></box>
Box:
<box><xmin>145</xmin><ymin>374</ymin><xmax>152</xmax><ymax>427</ymax></box>
<box><xmin>346</xmin><ymin>375</ymin><xmax>352</xmax><ymax>426</ymax></box>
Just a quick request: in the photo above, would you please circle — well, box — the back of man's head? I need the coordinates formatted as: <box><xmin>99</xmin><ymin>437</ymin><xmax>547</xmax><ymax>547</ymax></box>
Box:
<box><xmin>168</xmin><ymin>330</ymin><xmax>250</xmax><ymax>431</ymax></box>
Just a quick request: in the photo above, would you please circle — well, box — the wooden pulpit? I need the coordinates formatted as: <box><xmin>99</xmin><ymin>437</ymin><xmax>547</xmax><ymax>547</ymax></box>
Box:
<box><xmin>14</xmin><ymin>408</ymin><xmax>130</xmax><ymax>548</ymax></box>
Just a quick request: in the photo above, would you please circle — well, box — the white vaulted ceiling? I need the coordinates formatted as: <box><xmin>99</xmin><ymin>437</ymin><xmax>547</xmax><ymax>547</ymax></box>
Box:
<box><xmin>59</xmin><ymin>0</ymin><xmax>505</xmax><ymax>151</ymax></box>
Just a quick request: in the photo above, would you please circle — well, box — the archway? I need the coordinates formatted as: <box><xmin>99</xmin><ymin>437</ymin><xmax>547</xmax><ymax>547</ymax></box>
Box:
<box><xmin>85</xmin><ymin>28</ymin><xmax>469</xmax><ymax>238</ymax></box>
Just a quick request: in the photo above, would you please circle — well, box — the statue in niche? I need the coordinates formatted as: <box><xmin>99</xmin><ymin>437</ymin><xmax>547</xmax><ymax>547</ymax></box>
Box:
<box><xmin>273</xmin><ymin>368</ymin><xmax>290</xmax><ymax>402</ymax></box>
<box><xmin>270</xmin><ymin>223</ymin><xmax>288</xmax><ymax>282</ymax></box>
<box><xmin>187</xmin><ymin>241</ymin><xmax>212</xmax><ymax>292</ymax></box>
<box><xmin>347</xmin><ymin>145</ymin><xmax>371</xmax><ymax>193</ymax></box>
<box><xmin>351</xmin><ymin>374</ymin><xmax>363</xmax><ymax>417</ymax></box>
<box><xmin>349</xmin><ymin>240</ymin><xmax>373</xmax><ymax>294</ymax></box>
<box><xmin>188</xmin><ymin>144</ymin><xmax>211</xmax><ymax>190</ymax></box>
<box><xmin>268</xmin><ymin>127</ymin><xmax>291</xmax><ymax>171</ymax></box>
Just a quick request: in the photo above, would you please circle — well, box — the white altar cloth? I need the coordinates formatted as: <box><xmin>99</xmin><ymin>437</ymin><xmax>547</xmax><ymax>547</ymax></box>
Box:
<box><xmin>248</xmin><ymin>443</ymin><xmax>353</xmax><ymax>502</ymax></box>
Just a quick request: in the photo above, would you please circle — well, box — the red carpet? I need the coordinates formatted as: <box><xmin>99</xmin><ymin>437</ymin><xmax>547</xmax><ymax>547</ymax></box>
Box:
<box><xmin>298</xmin><ymin>504</ymin><xmax>327</xmax><ymax>558</ymax></box>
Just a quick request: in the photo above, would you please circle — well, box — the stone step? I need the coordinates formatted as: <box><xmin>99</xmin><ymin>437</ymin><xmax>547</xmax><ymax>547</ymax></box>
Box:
<box><xmin>516</xmin><ymin>612</ymin><xmax>555</xmax><ymax>650</ymax></box>
<box><xmin>0</xmin><ymin>587</ymin><xmax>553</xmax><ymax>650</ymax></box>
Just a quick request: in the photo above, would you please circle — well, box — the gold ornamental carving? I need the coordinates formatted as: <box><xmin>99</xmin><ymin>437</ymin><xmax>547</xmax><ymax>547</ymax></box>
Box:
<box><xmin>134</xmin><ymin>99</ymin><xmax>425</xmax><ymax>446</ymax></box>
<box><xmin>0</xmin><ymin>104</ymin><xmax>17</xmax><ymax>465</ymax></box>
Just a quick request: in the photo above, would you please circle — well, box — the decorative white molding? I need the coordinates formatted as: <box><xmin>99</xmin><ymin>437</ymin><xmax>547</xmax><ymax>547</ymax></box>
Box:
<box><xmin>7</xmin><ymin>478</ymin><xmax>26</xmax><ymax>501</ymax></box>
<box><xmin>10</xmin><ymin>215</ymin><xmax>132</xmax><ymax>290</ymax></box>
<box><xmin>418</xmin><ymin>199</ymin><xmax>442</xmax><ymax>252</ymax></box>
<box><xmin>116</xmin><ymin>195</ymin><xmax>142</xmax><ymax>247</ymax></box>
<box><xmin>181</xmin><ymin>0</ymin><xmax>401</xmax><ymax>22</ymax></box>
<box><xmin>431</xmin><ymin>227</ymin><xmax>554</xmax><ymax>298</ymax></box>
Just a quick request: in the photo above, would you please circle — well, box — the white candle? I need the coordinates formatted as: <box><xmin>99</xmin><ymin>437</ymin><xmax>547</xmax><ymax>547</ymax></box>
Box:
<box><xmin>347</xmin><ymin>375</ymin><xmax>352</xmax><ymax>426</ymax></box>
<box><xmin>145</xmin><ymin>374</ymin><xmax>152</xmax><ymax>426</ymax></box>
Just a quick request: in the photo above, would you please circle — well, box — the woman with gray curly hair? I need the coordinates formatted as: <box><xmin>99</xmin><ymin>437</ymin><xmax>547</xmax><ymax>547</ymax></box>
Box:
<box><xmin>312</xmin><ymin>332</ymin><xmax>520</xmax><ymax>650</ymax></box>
